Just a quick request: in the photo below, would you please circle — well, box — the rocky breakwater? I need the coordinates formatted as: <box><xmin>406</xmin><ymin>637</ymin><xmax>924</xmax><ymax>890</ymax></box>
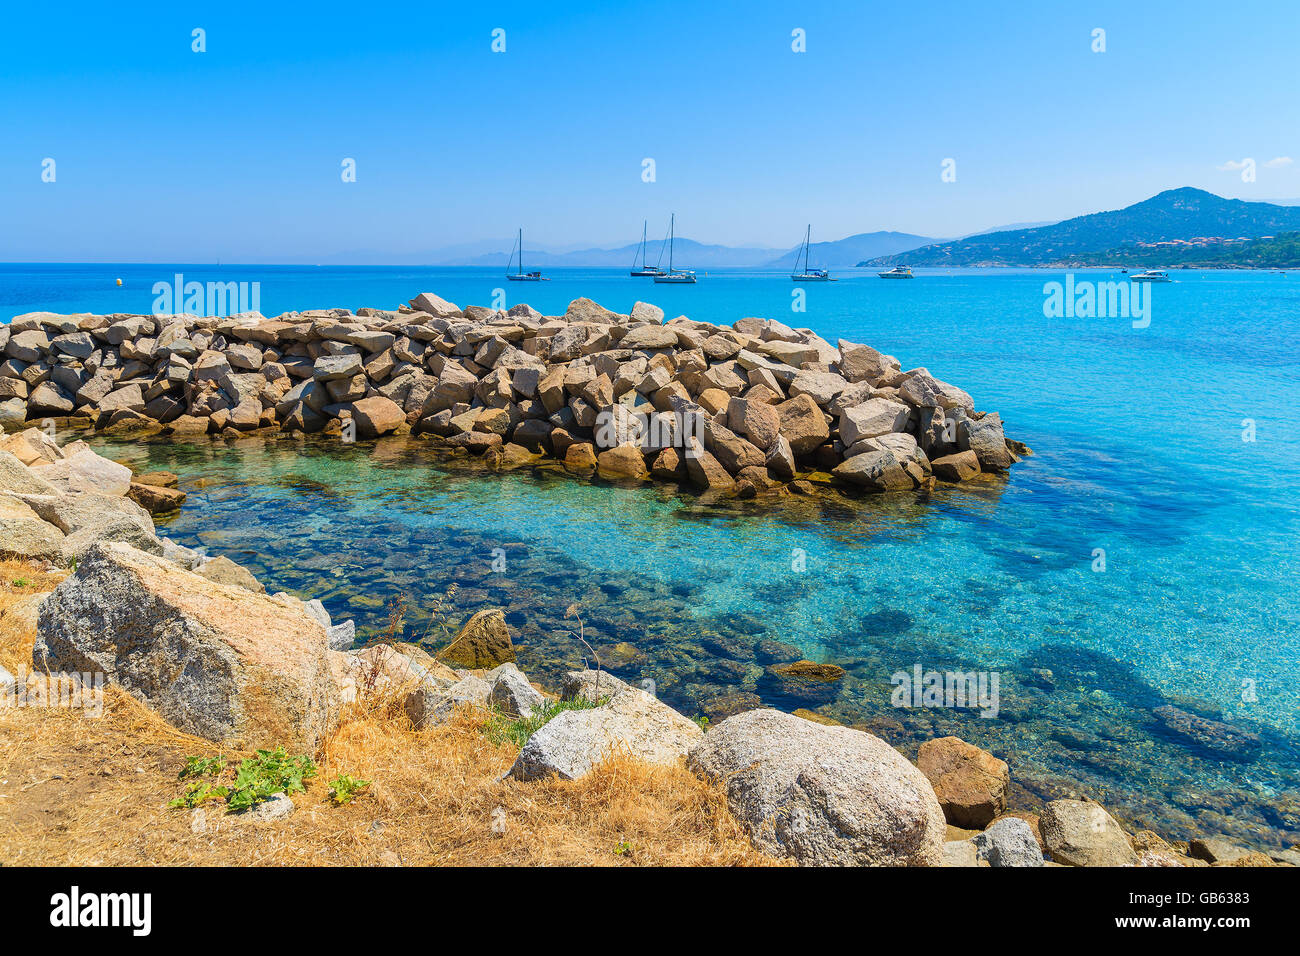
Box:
<box><xmin>1</xmin><ymin>292</ymin><xmax>1028</xmax><ymax>496</ymax></box>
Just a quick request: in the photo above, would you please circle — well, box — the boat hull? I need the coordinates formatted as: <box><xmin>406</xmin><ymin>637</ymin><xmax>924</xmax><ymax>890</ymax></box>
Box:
<box><xmin>1131</xmin><ymin>276</ymin><xmax>1171</xmax><ymax>283</ymax></box>
<box><xmin>506</xmin><ymin>275</ymin><xmax>543</xmax><ymax>282</ymax></box>
<box><xmin>878</xmin><ymin>273</ymin><xmax>913</xmax><ymax>279</ymax></box>
<box><xmin>792</xmin><ymin>275</ymin><xmax>830</xmax><ymax>282</ymax></box>
<box><xmin>653</xmin><ymin>275</ymin><xmax>696</xmax><ymax>284</ymax></box>
<box><xmin>630</xmin><ymin>270</ymin><xmax>665</xmax><ymax>277</ymax></box>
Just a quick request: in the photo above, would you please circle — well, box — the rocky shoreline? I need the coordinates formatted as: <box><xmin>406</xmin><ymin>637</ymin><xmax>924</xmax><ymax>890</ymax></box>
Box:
<box><xmin>1</xmin><ymin>292</ymin><xmax>1028</xmax><ymax>497</ymax></box>
<box><xmin>1</xmin><ymin>426</ymin><xmax>1291</xmax><ymax>866</ymax></box>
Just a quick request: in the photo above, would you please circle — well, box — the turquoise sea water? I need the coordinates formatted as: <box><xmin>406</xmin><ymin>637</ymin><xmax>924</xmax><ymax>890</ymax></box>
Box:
<box><xmin>5</xmin><ymin>263</ymin><xmax>1300</xmax><ymax>849</ymax></box>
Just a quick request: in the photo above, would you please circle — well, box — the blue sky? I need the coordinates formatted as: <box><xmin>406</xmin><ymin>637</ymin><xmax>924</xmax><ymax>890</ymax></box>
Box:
<box><xmin>1</xmin><ymin>0</ymin><xmax>1297</xmax><ymax>262</ymax></box>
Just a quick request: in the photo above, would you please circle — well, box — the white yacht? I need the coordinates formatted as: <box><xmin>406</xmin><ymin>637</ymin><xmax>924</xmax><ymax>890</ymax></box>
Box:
<box><xmin>791</xmin><ymin>225</ymin><xmax>831</xmax><ymax>281</ymax></box>
<box><xmin>878</xmin><ymin>265</ymin><xmax>914</xmax><ymax>279</ymax></box>
<box><xmin>1131</xmin><ymin>269</ymin><xmax>1172</xmax><ymax>283</ymax></box>
<box><xmin>629</xmin><ymin>220</ymin><xmax>666</xmax><ymax>277</ymax></box>
<box><xmin>506</xmin><ymin>228</ymin><xmax>545</xmax><ymax>281</ymax></box>
<box><xmin>653</xmin><ymin>214</ymin><xmax>697</xmax><ymax>284</ymax></box>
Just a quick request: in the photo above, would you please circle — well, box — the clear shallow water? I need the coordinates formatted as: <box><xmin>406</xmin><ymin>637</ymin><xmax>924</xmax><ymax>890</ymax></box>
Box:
<box><xmin>7</xmin><ymin>264</ymin><xmax>1300</xmax><ymax>849</ymax></box>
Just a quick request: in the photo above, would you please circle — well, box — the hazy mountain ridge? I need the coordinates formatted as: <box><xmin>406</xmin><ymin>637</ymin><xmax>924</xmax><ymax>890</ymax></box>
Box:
<box><xmin>765</xmin><ymin>231</ymin><xmax>938</xmax><ymax>269</ymax></box>
<box><xmin>454</xmin><ymin>238</ymin><xmax>787</xmax><ymax>269</ymax></box>
<box><xmin>864</xmin><ymin>188</ymin><xmax>1300</xmax><ymax>267</ymax></box>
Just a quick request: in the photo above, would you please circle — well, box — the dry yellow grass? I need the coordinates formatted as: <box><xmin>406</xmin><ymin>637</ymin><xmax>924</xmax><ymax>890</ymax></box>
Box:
<box><xmin>0</xmin><ymin>559</ymin><xmax>774</xmax><ymax>867</ymax></box>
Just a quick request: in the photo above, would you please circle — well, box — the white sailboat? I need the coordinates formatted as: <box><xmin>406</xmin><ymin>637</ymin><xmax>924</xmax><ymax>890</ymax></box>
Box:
<box><xmin>630</xmin><ymin>220</ymin><xmax>666</xmax><ymax>276</ymax></box>
<box><xmin>653</xmin><ymin>214</ymin><xmax>697</xmax><ymax>284</ymax></box>
<box><xmin>506</xmin><ymin>228</ymin><xmax>544</xmax><ymax>281</ymax></box>
<box><xmin>791</xmin><ymin>224</ymin><xmax>831</xmax><ymax>281</ymax></box>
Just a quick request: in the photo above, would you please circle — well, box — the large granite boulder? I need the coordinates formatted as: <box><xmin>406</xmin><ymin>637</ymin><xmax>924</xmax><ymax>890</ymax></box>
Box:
<box><xmin>409</xmin><ymin>292</ymin><xmax>461</xmax><ymax>317</ymax></box>
<box><xmin>34</xmin><ymin>542</ymin><xmax>336</xmax><ymax>751</ymax></box>
<box><xmin>487</xmin><ymin>662</ymin><xmax>546</xmax><ymax>719</ymax></box>
<box><xmin>8</xmin><ymin>487</ymin><xmax>161</xmax><ymax>564</ymax></box>
<box><xmin>196</xmin><ymin>555</ymin><xmax>266</xmax><ymax>593</ymax></box>
<box><xmin>1</xmin><ymin>428</ymin><xmax>63</xmax><ymax>467</ymax></box>
<box><xmin>688</xmin><ymin>708</ymin><xmax>946</xmax><ymax>866</ymax></box>
<box><xmin>0</xmin><ymin>494</ymin><xmax>66</xmax><ymax>562</ymax></box>
<box><xmin>961</xmin><ymin>412</ymin><xmax>1013</xmax><ymax>471</ymax></box>
<box><xmin>972</xmin><ymin>816</ymin><xmax>1043</xmax><ymax>867</ymax></box>
<box><xmin>898</xmin><ymin>368</ymin><xmax>974</xmax><ymax>410</ymax></box>
<box><xmin>404</xmin><ymin>674</ymin><xmax>492</xmax><ymax>728</ymax></box>
<box><xmin>65</xmin><ymin>448</ymin><xmax>132</xmax><ymax>497</ymax></box>
<box><xmin>832</xmin><ymin>448</ymin><xmax>916</xmax><ymax>491</ymax></box>
<box><xmin>596</xmin><ymin>444</ymin><xmax>649</xmax><ymax>481</ymax></box>
<box><xmin>775</xmin><ymin>394</ymin><xmax>829</xmax><ymax>456</ymax></box>
<box><xmin>508</xmin><ymin>673</ymin><xmax>701</xmax><ymax>781</ymax></box>
<box><xmin>349</xmin><ymin>395</ymin><xmax>405</xmax><ymax>438</ymax></box>
<box><xmin>727</xmin><ymin>396</ymin><xmax>781</xmax><ymax>451</ymax></box>
<box><xmin>0</xmin><ymin>448</ymin><xmax>61</xmax><ymax>496</ymax></box>
<box><xmin>932</xmin><ymin>450</ymin><xmax>981</xmax><ymax>482</ymax></box>
<box><xmin>1039</xmin><ymin>799</ymin><xmax>1138</xmax><ymax>866</ymax></box>
<box><xmin>916</xmin><ymin>736</ymin><xmax>1010</xmax><ymax>829</ymax></box>
<box><xmin>837</xmin><ymin>342</ymin><xmax>901</xmax><ymax>385</ymax></box>
<box><xmin>838</xmin><ymin>398</ymin><xmax>911</xmax><ymax>446</ymax></box>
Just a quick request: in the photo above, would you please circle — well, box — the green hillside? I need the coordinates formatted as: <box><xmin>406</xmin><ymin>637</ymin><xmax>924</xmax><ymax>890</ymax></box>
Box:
<box><xmin>862</xmin><ymin>188</ymin><xmax>1300</xmax><ymax>267</ymax></box>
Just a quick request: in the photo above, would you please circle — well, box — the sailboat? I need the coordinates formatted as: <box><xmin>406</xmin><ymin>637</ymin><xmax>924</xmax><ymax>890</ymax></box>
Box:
<box><xmin>652</xmin><ymin>214</ymin><xmax>697</xmax><ymax>284</ymax></box>
<box><xmin>791</xmin><ymin>225</ymin><xmax>831</xmax><ymax>281</ymax></box>
<box><xmin>630</xmin><ymin>220</ymin><xmax>666</xmax><ymax>277</ymax></box>
<box><xmin>506</xmin><ymin>228</ymin><xmax>544</xmax><ymax>281</ymax></box>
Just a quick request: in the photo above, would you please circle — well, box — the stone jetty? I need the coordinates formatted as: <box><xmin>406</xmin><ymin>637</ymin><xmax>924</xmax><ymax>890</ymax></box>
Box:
<box><xmin>1</xmin><ymin>293</ymin><xmax>1028</xmax><ymax>496</ymax></box>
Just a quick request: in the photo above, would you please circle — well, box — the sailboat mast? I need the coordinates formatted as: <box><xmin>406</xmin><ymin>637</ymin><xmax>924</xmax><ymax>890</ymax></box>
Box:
<box><xmin>669</xmin><ymin>215</ymin><xmax>674</xmax><ymax>272</ymax></box>
<box><xmin>517</xmin><ymin>228</ymin><xmax>523</xmax><ymax>275</ymax></box>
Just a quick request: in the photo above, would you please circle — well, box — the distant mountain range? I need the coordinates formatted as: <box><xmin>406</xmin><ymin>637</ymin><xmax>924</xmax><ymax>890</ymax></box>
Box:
<box><xmin>454</xmin><ymin>238</ymin><xmax>786</xmax><ymax>269</ymax></box>
<box><xmin>765</xmin><ymin>231</ymin><xmax>938</xmax><ymax>269</ymax></box>
<box><xmin>864</xmin><ymin>188</ymin><xmax>1300</xmax><ymax>267</ymax></box>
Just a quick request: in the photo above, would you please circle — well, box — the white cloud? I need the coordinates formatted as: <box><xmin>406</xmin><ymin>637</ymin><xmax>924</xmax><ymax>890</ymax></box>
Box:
<box><xmin>1264</xmin><ymin>156</ymin><xmax>1294</xmax><ymax>168</ymax></box>
<box><xmin>1218</xmin><ymin>159</ymin><xmax>1251</xmax><ymax>171</ymax></box>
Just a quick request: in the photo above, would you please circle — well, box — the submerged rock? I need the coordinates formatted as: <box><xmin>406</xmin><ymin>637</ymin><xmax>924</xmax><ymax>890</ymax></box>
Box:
<box><xmin>1154</xmin><ymin>705</ymin><xmax>1261</xmax><ymax>761</ymax></box>
<box><xmin>761</xmin><ymin>659</ymin><xmax>844</xmax><ymax>706</ymax></box>
<box><xmin>688</xmin><ymin>709</ymin><xmax>946</xmax><ymax>866</ymax></box>
<box><xmin>770</xmin><ymin>659</ymin><xmax>844</xmax><ymax>681</ymax></box>
<box><xmin>437</xmin><ymin>608</ymin><xmax>515</xmax><ymax>669</ymax></box>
